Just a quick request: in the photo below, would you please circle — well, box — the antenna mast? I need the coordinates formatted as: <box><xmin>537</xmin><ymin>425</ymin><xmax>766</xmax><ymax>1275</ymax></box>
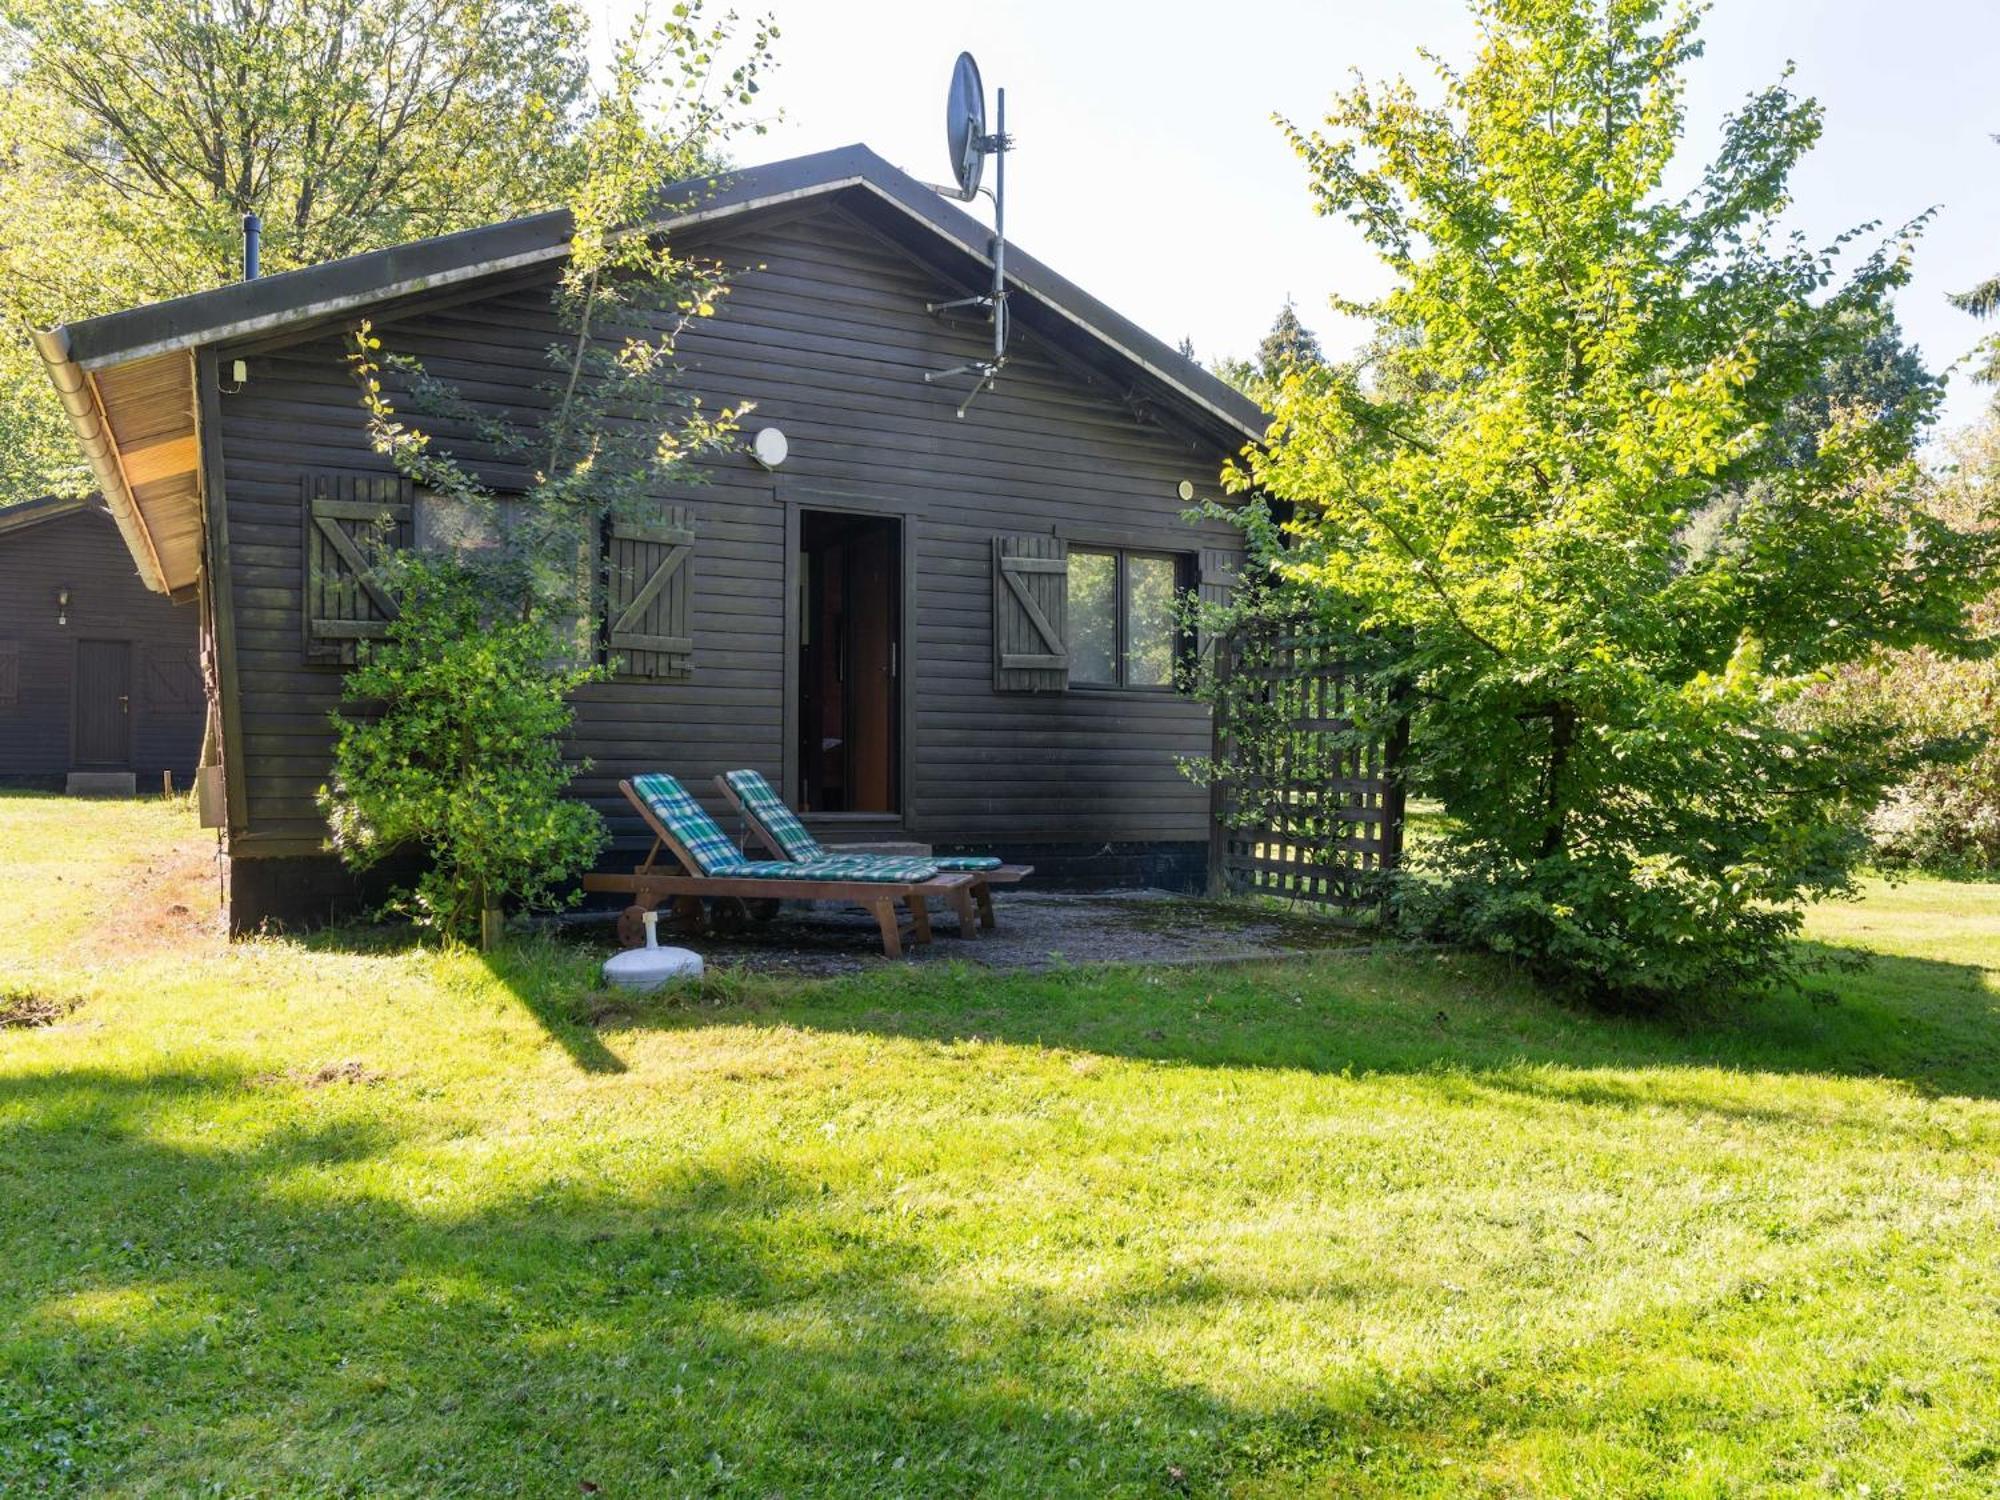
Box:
<box><xmin>924</xmin><ymin>53</ymin><xmax>1013</xmax><ymax>418</ymax></box>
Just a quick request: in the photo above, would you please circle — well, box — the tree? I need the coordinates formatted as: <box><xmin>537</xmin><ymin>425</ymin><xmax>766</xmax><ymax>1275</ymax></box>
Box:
<box><xmin>1803</xmin><ymin>414</ymin><xmax>2000</xmax><ymax>873</ymax></box>
<box><xmin>1256</xmin><ymin>299</ymin><xmax>1325</xmax><ymax>376</ymax></box>
<box><xmin>1236</xmin><ymin>0</ymin><xmax>1989</xmax><ymax>1004</ymax></box>
<box><xmin>321</xmin><ymin>558</ymin><xmax>608</xmax><ymax>940</ymax></box>
<box><xmin>1952</xmin><ymin>135</ymin><xmax>2000</xmax><ymax>389</ymax></box>
<box><xmin>320</xmin><ymin>6</ymin><xmax>773</xmax><ymax>941</ymax></box>
<box><xmin>0</xmin><ymin>0</ymin><xmax>771</xmax><ymax>504</ymax></box>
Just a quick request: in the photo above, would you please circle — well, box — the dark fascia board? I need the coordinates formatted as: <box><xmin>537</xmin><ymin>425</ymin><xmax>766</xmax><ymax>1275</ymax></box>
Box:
<box><xmin>0</xmin><ymin>492</ymin><xmax>102</xmax><ymax>540</ymax></box>
<box><xmin>52</xmin><ymin>143</ymin><xmax>1268</xmax><ymax>445</ymax></box>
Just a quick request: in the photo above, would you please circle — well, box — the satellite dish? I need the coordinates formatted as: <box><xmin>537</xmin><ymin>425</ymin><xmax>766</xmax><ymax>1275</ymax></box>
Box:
<box><xmin>945</xmin><ymin>51</ymin><xmax>986</xmax><ymax>201</ymax></box>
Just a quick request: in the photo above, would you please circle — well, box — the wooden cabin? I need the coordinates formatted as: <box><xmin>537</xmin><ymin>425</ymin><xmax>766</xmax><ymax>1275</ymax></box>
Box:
<box><xmin>0</xmin><ymin>494</ymin><xmax>204</xmax><ymax>792</ymax></box>
<box><xmin>33</xmin><ymin>146</ymin><xmax>1262</xmax><ymax>929</ymax></box>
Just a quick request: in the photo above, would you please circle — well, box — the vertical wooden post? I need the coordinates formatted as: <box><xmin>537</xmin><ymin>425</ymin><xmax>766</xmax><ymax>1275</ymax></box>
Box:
<box><xmin>1381</xmin><ymin>702</ymin><xmax>1412</xmax><ymax>876</ymax></box>
<box><xmin>1207</xmin><ymin>631</ymin><xmax>1233</xmax><ymax>898</ymax></box>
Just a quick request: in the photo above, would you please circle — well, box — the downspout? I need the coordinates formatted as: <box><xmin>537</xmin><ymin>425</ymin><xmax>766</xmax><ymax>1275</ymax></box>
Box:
<box><xmin>29</xmin><ymin>324</ymin><xmax>172</xmax><ymax>595</ymax></box>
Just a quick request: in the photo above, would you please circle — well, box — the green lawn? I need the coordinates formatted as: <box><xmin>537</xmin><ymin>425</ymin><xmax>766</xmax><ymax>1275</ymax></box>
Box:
<box><xmin>2</xmin><ymin>791</ymin><xmax>1998</xmax><ymax>1496</ymax></box>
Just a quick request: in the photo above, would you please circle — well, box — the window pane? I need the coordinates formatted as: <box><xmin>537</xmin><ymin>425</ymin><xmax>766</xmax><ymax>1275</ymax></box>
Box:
<box><xmin>1068</xmin><ymin>549</ymin><xmax>1117</xmax><ymax>685</ymax></box>
<box><xmin>414</xmin><ymin>489</ymin><xmax>501</xmax><ymax>556</ymax></box>
<box><xmin>1124</xmin><ymin>554</ymin><xmax>1179</xmax><ymax>687</ymax></box>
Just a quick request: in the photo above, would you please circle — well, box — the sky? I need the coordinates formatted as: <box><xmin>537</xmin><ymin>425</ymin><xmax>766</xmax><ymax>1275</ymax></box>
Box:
<box><xmin>604</xmin><ymin>0</ymin><xmax>2000</xmax><ymax>432</ymax></box>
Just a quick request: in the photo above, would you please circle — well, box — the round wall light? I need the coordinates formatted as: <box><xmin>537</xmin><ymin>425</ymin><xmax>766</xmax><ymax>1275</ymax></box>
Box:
<box><xmin>751</xmin><ymin>426</ymin><xmax>789</xmax><ymax>470</ymax></box>
<box><xmin>1175</xmin><ymin>479</ymin><xmax>1196</xmax><ymax>502</ymax></box>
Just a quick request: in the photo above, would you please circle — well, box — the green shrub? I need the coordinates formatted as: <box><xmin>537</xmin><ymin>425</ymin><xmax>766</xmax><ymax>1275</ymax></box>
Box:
<box><xmin>319</xmin><ymin>559</ymin><xmax>607</xmax><ymax>940</ymax></box>
<box><xmin>1232</xmin><ymin>0</ymin><xmax>1990</xmax><ymax>1006</ymax></box>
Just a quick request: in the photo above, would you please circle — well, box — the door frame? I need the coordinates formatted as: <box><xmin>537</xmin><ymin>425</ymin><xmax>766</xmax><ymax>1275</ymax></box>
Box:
<box><xmin>780</xmin><ymin>488</ymin><xmax>916</xmax><ymax>835</ymax></box>
<box><xmin>69</xmin><ymin>636</ymin><xmax>134</xmax><ymax>772</ymax></box>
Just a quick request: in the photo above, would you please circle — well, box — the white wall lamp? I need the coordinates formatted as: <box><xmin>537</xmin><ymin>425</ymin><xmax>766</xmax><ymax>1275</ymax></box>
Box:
<box><xmin>56</xmin><ymin>586</ymin><xmax>70</xmax><ymax>626</ymax></box>
<box><xmin>751</xmin><ymin>426</ymin><xmax>789</xmax><ymax>470</ymax></box>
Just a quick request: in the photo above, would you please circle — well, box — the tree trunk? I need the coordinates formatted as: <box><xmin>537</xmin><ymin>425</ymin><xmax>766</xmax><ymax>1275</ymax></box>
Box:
<box><xmin>1539</xmin><ymin>703</ymin><xmax>1575</xmax><ymax>861</ymax></box>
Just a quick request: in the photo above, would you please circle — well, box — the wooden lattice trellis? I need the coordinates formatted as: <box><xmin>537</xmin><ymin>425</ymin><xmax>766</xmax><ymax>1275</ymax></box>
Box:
<box><xmin>1208</xmin><ymin>620</ymin><xmax>1407</xmax><ymax>919</ymax></box>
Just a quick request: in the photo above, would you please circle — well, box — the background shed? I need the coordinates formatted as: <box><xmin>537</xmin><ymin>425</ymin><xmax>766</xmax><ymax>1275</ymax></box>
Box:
<box><xmin>0</xmin><ymin>495</ymin><xmax>205</xmax><ymax>791</ymax></box>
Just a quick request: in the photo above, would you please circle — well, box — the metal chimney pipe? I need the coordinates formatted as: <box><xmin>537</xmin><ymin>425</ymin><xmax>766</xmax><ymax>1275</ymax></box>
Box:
<box><xmin>242</xmin><ymin>212</ymin><xmax>261</xmax><ymax>280</ymax></box>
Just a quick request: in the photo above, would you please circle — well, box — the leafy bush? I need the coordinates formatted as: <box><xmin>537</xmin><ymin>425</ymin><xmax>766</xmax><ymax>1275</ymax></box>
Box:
<box><xmin>1803</xmin><ymin>419</ymin><xmax>2000</xmax><ymax>875</ymax></box>
<box><xmin>1233</xmin><ymin>0</ymin><xmax>1990</xmax><ymax>1006</ymax></box>
<box><xmin>319</xmin><ymin>560</ymin><xmax>607</xmax><ymax>940</ymax></box>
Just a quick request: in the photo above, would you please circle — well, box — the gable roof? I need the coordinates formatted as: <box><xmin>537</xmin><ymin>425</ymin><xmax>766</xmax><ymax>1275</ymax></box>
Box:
<box><xmin>34</xmin><ymin>144</ymin><xmax>1267</xmax><ymax>595</ymax></box>
<box><xmin>0</xmin><ymin>493</ymin><xmax>101</xmax><ymax>540</ymax></box>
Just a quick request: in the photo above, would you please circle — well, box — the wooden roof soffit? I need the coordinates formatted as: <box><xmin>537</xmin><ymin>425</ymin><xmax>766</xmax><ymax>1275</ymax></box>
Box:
<box><xmin>31</xmin><ymin>326</ymin><xmax>197</xmax><ymax>596</ymax></box>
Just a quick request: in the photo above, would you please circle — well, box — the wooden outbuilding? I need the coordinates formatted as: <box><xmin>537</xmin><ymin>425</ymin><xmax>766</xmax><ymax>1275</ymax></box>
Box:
<box><xmin>33</xmin><ymin>145</ymin><xmax>1264</xmax><ymax>928</ymax></box>
<box><xmin>0</xmin><ymin>494</ymin><xmax>204</xmax><ymax>793</ymax></box>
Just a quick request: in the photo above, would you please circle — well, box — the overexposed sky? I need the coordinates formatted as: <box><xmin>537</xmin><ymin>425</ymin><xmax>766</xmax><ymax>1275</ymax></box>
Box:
<box><xmin>606</xmin><ymin>0</ymin><xmax>1999</xmax><ymax>431</ymax></box>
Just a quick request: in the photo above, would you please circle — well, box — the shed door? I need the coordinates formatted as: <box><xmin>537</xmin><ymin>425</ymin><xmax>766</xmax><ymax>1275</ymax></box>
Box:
<box><xmin>73</xmin><ymin>640</ymin><xmax>132</xmax><ymax>769</ymax></box>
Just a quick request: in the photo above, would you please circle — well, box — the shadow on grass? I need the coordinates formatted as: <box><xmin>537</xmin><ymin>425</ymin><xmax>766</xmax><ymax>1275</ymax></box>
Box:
<box><xmin>0</xmin><ymin>1063</ymin><xmax>1259</xmax><ymax>1491</ymax></box>
<box><xmin>3</xmin><ymin>1046</ymin><xmax>1988</xmax><ymax>1493</ymax></box>
<box><xmin>475</xmin><ymin>925</ymin><xmax>2000</xmax><ymax>1104</ymax></box>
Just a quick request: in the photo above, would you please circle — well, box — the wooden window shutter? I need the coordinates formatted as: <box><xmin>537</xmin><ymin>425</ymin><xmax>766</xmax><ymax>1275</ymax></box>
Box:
<box><xmin>302</xmin><ymin>472</ymin><xmax>414</xmax><ymax>666</ymax></box>
<box><xmin>993</xmin><ymin>534</ymin><xmax>1069</xmax><ymax>691</ymax></box>
<box><xmin>144</xmin><ymin>646</ymin><xmax>202</xmax><ymax>709</ymax></box>
<box><xmin>1198</xmin><ymin>546</ymin><xmax>1240</xmax><ymax>659</ymax></box>
<box><xmin>606</xmin><ymin>504</ymin><xmax>694</xmax><ymax>680</ymax></box>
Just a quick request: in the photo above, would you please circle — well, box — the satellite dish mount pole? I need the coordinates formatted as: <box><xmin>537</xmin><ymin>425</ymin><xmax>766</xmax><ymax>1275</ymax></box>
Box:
<box><xmin>925</xmin><ymin>55</ymin><xmax>1012</xmax><ymax>418</ymax></box>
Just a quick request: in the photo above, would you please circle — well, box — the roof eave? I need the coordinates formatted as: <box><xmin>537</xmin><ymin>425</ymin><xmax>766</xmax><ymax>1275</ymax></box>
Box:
<box><xmin>30</xmin><ymin>326</ymin><xmax>172</xmax><ymax>594</ymax></box>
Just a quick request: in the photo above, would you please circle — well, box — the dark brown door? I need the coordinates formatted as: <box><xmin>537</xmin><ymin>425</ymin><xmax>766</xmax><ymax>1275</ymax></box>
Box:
<box><xmin>798</xmin><ymin>511</ymin><xmax>901</xmax><ymax>814</ymax></box>
<box><xmin>73</xmin><ymin>639</ymin><xmax>132</xmax><ymax>769</ymax></box>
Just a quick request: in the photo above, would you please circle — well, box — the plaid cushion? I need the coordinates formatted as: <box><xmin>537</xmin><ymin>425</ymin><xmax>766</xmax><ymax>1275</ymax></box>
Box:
<box><xmin>735</xmin><ymin>856</ymin><xmax>941</xmax><ymax>884</ymax></box>
<box><xmin>723</xmin><ymin>769</ymin><xmax>826</xmax><ymax>862</ymax></box>
<box><xmin>629</xmin><ymin>772</ymin><xmax>748</xmax><ymax>876</ymax></box>
<box><xmin>724</xmin><ymin>767</ymin><xmax>1005</xmax><ymax>876</ymax></box>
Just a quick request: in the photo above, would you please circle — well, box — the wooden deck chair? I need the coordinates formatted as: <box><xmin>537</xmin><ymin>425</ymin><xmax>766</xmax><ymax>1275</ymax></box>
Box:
<box><xmin>580</xmin><ymin>773</ymin><xmax>978</xmax><ymax>959</ymax></box>
<box><xmin>715</xmin><ymin>769</ymin><xmax>1032</xmax><ymax>934</ymax></box>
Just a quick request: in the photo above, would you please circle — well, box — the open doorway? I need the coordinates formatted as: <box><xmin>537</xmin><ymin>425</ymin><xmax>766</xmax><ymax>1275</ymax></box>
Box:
<box><xmin>797</xmin><ymin>509</ymin><xmax>901</xmax><ymax>814</ymax></box>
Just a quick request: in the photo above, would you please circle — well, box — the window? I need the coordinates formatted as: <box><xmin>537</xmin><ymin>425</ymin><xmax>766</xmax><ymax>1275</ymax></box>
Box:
<box><xmin>415</xmin><ymin>489</ymin><xmax>522</xmax><ymax>556</ymax></box>
<box><xmin>1066</xmin><ymin>547</ymin><xmax>1192</xmax><ymax>690</ymax></box>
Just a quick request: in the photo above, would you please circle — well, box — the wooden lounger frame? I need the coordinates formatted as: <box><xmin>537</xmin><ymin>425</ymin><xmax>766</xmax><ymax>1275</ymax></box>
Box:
<box><xmin>712</xmin><ymin>774</ymin><xmax>1033</xmax><ymax>934</ymax></box>
<box><xmin>580</xmin><ymin>778</ymin><xmax>980</xmax><ymax>959</ymax></box>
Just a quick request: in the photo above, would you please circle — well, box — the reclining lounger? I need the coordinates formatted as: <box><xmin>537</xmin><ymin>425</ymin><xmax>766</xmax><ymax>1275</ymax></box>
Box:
<box><xmin>715</xmin><ymin>768</ymin><xmax>1032</xmax><ymax>934</ymax></box>
<box><xmin>581</xmin><ymin>773</ymin><xmax>978</xmax><ymax>959</ymax></box>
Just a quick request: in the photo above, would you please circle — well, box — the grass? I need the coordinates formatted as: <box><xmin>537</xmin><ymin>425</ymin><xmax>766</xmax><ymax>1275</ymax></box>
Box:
<box><xmin>2</xmin><ymin>791</ymin><xmax>1998</xmax><ymax>1495</ymax></box>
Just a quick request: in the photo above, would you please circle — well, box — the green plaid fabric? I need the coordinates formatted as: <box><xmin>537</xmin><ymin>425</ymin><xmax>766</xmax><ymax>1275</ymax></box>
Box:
<box><xmin>630</xmin><ymin>773</ymin><xmax>745</xmax><ymax>875</ymax></box>
<box><xmin>932</xmin><ymin>855</ymin><xmax>1004</xmax><ymax>872</ymax></box>
<box><xmin>724</xmin><ymin>769</ymin><xmax>827</xmax><ymax>861</ymax></box>
<box><xmin>736</xmin><ymin>856</ymin><xmax>942</xmax><ymax>884</ymax></box>
<box><xmin>724</xmin><ymin>768</ymin><xmax>1005</xmax><ymax>874</ymax></box>
<box><xmin>631</xmin><ymin>773</ymin><xmax>939</xmax><ymax>883</ymax></box>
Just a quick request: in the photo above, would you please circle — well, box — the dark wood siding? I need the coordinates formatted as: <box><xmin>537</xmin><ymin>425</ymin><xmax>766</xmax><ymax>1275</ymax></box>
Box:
<box><xmin>212</xmin><ymin>202</ymin><xmax>1243</xmax><ymax>858</ymax></box>
<box><xmin>0</xmin><ymin>507</ymin><xmax>204</xmax><ymax>782</ymax></box>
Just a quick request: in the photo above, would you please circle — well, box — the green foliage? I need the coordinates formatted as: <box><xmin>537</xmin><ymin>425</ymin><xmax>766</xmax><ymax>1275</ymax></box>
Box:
<box><xmin>1238</xmin><ymin>0</ymin><xmax>1991</xmax><ymax>1005</ymax></box>
<box><xmin>347</xmin><ymin>2</ymin><xmax>771</xmax><ymax>636</ymax></box>
<box><xmin>1950</xmin><ymin>135</ymin><xmax>2000</xmax><ymax>388</ymax></box>
<box><xmin>321</xmin><ymin>7</ymin><xmax>772</xmax><ymax>934</ymax></box>
<box><xmin>1804</xmin><ymin>416</ymin><xmax>2000</xmax><ymax>874</ymax></box>
<box><xmin>1210</xmin><ymin>301</ymin><xmax>1329</xmax><ymax>397</ymax></box>
<box><xmin>319</xmin><ymin>559</ymin><xmax>606</xmax><ymax>938</ymax></box>
<box><xmin>1256</xmin><ymin>298</ymin><xmax>1326</xmax><ymax>377</ymax></box>
<box><xmin>0</xmin><ymin>0</ymin><xmax>775</xmax><ymax>506</ymax></box>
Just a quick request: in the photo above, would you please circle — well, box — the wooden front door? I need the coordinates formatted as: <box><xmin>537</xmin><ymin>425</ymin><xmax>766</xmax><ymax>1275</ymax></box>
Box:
<box><xmin>72</xmin><ymin>639</ymin><xmax>132</xmax><ymax>769</ymax></box>
<box><xmin>797</xmin><ymin>510</ymin><xmax>901</xmax><ymax>814</ymax></box>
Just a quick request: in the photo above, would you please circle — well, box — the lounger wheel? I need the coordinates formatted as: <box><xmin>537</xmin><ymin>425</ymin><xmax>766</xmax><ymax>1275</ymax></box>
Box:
<box><xmin>746</xmin><ymin>898</ymin><xmax>781</xmax><ymax>923</ymax></box>
<box><xmin>616</xmin><ymin>904</ymin><xmax>651</xmax><ymax>949</ymax></box>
